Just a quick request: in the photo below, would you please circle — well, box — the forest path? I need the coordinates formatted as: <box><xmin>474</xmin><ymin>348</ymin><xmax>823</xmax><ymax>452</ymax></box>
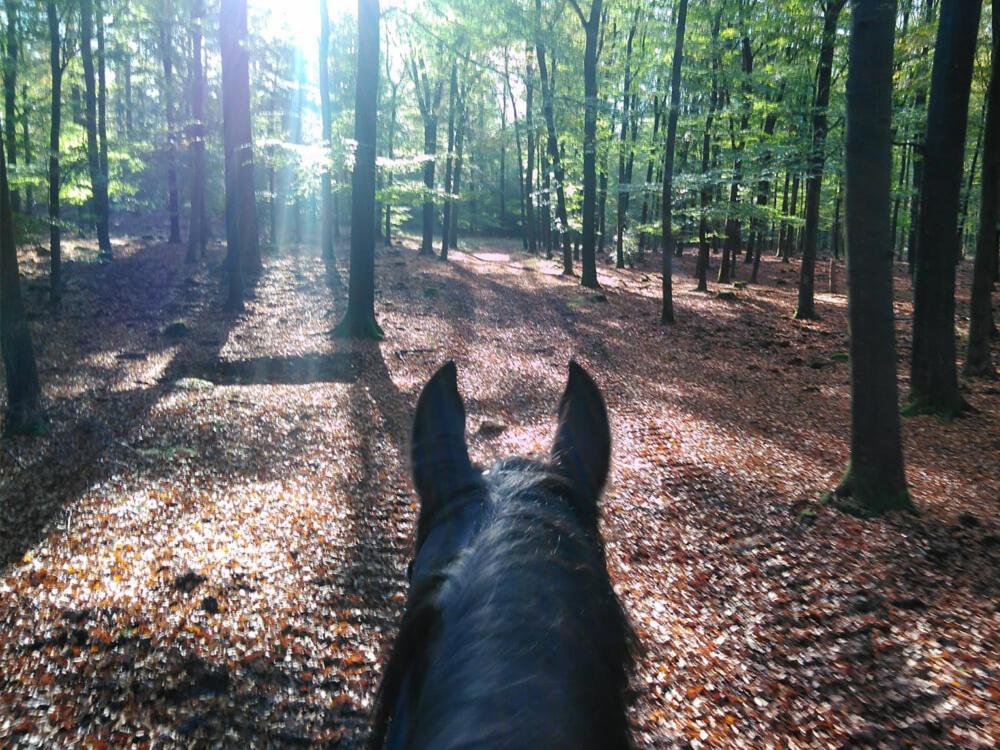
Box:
<box><xmin>0</xmin><ymin>236</ymin><xmax>997</xmax><ymax>748</ymax></box>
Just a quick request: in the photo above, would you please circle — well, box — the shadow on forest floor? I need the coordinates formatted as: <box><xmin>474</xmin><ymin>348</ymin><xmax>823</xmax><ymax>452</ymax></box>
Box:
<box><xmin>0</xmin><ymin>236</ymin><xmax>997</xmax><ymax>748</ymax></box>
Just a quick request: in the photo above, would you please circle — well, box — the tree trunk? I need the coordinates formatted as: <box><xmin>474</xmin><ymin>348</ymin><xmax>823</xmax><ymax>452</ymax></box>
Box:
<box><xmin>450</xmin><ymin>86</ymin><xmax>468</xmax><ymax>251</ymax></box>
<box><xmin>796</xmin><ymin>0</ymin><xmax>847</xmax><ymax>320</ymax></box>
<box><xmin>957</xmin><ymin>94</ymin><xmax>986</xmax><ymax>256</ymax></box>
<box><xmin>661</xmin><ymin>0</ymin><xmax>688</xmax><ymax>324</ymax></box>
<box><xmin>441</xmin><ymin>61</ymin><xmax>457</xmax><ymax>259</ymax></box>
<box><xmin>97</xmin><ymin>0</ymin><xmax>110</xmax><ymax>235</ymax></box>
<box><xmin>221</xmin><ymin>0</ymin><xmax>260</xmax><ymax>309</ymax></box>
<box><xmin>320</xmin><ymin>0</ymin><xmax>338</xmax><ymax>272</ymax></box>
<box><xmin>384</xmin><ymin>77</ymin><xmax>399</xmax><ymax>246</ymax></box>
<box><xmin>535</xmin><ymin>30</ymin><xmax>571</xmax><ymax>274</ymax></box>
<box><xmin>0</xmin><ymin>125</ymin><xmax>43</xmax><ymax>435</ymax></box>
<box><xmin>187</xmin><ymin>0</ymin><xmax>207</xmax><ymax>262</ymax></box>
<box><xmin>890</xmin><ymin>142</ymin><xmax>910</xmax><ymax>258</ymax></box>
<box><xmin>524</xmin><ymin>55</ymin><xmax>538</xmax><ymax>254</ymax></box>
<box><xmin>160</xmin><ymin>13</ymin><xmax>182</xmax><ymax>244</ymax></box>
<box><xmin>908</xmin><ymin>0</ymin><xmax>981</xmax><ymax>417</ymax></box>
<box><xmin>334</xmin><ymin>0</ymin><xmax>383</xmax><ymax>339</ymax></box>
<box><xmin>47</xmin><ymin>1</ymin><xmax>63</xmax><ymax>304</ymax></box>
<box><xmin>4</xmin><ymin>1</ymin><xmax>19</xmax><ymax>214</ymax></box>
<box><xmin>639</xmin><ymin>91</ymin><xmax>663</xmax><ymax>259</ymax></box>
<box><xmin>696</xmin><ymin>9</ymin><xmax>721</xmax><ymax>291</ymax></box>
<box><xmin>578</xmin><ymin>0</ymin><xmax>603</xmax><ymax>288</ymax></box>
<box><xmin>615</xmin><ymin>11</ymin><xmax>639</xmax><ymax>269</ymax></box>
<box><xmin>836</xmin><ymin>0</ymin><xmax>911</xmax><ymax>514</ymax></box>
<box><xmin>81</xmin><ymin>0</ymin><xmax>113</xmax><ymax>259</ymax></box>
<box><xmin>965</xmin><ymin>0</ymin><xmax>998</xmax><ymax>378</ymax></box>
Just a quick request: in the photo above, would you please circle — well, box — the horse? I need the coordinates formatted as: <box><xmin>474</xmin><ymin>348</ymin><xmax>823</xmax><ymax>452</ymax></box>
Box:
<box><xmin>369</xmin><ymin>361</ymin><xmax>634</xmax><ymax>749</ymax></box>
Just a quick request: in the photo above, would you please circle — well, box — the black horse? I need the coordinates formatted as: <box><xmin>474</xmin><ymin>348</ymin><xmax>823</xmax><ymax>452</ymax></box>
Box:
<box><xmin>369</xmin><ymin>361</ymin><xmax>634</xmax><ymax>749</ymax></box>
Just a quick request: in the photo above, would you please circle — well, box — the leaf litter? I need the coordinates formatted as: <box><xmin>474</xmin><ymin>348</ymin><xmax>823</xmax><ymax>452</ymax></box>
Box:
<box><xmin>0</xmin><ymin>236</ymin><xmax>997</xmax><ymax>748</ymax></box>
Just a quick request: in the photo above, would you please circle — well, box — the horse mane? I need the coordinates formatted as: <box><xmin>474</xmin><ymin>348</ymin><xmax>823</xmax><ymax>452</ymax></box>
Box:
<box><xmin>370</xmin><ymin>457</ymin><xmax>635</xmax><ymax>749</ymax></box>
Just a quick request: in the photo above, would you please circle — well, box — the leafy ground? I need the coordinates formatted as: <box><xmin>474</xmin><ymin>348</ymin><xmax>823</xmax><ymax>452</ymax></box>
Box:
<box><xmin>1</xmin><ymin>232</ymin><xmax>998</xmax><ymax>748</ymax></box>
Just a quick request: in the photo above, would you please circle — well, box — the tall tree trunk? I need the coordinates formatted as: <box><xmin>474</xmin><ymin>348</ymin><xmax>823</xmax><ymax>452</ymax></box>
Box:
<box><xmin>221</xmin><ymin>0</ymin><xmax>260</xmax><ymax>309</ymax></box>
<box><xmin>696</xmin><ymin>9</ymin><xmax>721</xmax><ymax>291</ymax></box>
<box><xmin>796</xmin><ymin>0</ymin><xmax>846</xmax><ymax>320</ymax></box>
<box><xmin>187</xmin><ymin>0</ymin><xmax>207</xmax><ymax>262</ymax></box>
<box><xmin>957</xmin><ymin>94</ymin><xmax>986</xmax><ymax>255</ymax></box>
<box><xmin>450</xmin><ymin>84</ymin><xmax>468</xmax><ymax>250</ymax></box>
<box><xmin>4</xmin><ymin>0</ymin><xmax>19</xmax><ymax>214</ymax></box>
<box><xmin>80</xmin><ymin>0</ymin><xmax>112</xmax><ymax>259</ymax></box>
<box><xmin>21</xmin><ymin>83</ymin><xmax>31</xmax><ymax>212</ymax></box>
<box><xmin>334</xmin><ymin>0</ymin><xmax>382</xmax><ymax>339</ymax></box>
<box><xmin>574</xmin><ymin>0</ymin><xmax>604</xmax><ymax>288</ymax></box>
<box><xmin>97</xmin><ymin>0</ymin><xmax>110</xmax><ymax>232</ymax></box>
<box><xmin>661</xmin><ymin>0</ymin><xmax>688</xmax><ymax>324</ymax></box>
<box><xmin>441</xmin><ymin>61</ymin><xmax>457</xmax><ymax>259</ymax></box>
<box><xmin>524</xmin><ymin>55</ymin><xmax>538</xmax><ymax>254</ymax></box>
<box><xmin>836</xmin><ymin>0</ymin><xmax>911</xmax><ymax>514</ymax></box>
<box><xmin>906</xmin><ymin>0</ymin><xmax>937</xmax><ymax>272</ymax></box>
<box><xmin>890</xmin><ymin>142</ymin><xmax>910</xmax><ymax>258</ymax></box>
<box><xmin>384</xmin><ymin>77</ymin><xmax>398</xmax><ymax>246</ymax></box>
<box><xmin>320</xmin><ymin>0</ymin><xmax>338</xmax><ymax>270</ymax></box>
<box><xmin>0</xmin><ymin>126</ymin><xmax>43</xmax><ymax>435</ymax></box>
<box><xmin>965</xmin><ymin>0</ymin><xmax>998</xmax><ymax>378</ymax></box>
<box><xmin>908</xmin><ymin>0</ymin><xmax>981</xmax><ymax>416</ymax></box>
<box><xmin>639</xmin><ymin>91</ymin><xmax>663</xmax><ymax>259</ymax></box>
<box><xmin>615</xmin><ymin>11</ymin><xmax>639</xmax><ymax>269</ymax></box>
<box><xmin>535</xmin><ymin>30</ymin><xmax>571</xmax><ymax>273</ymax></box>
<box><xmin>504</xmin><ymin>50</ymin><xmax>528</xmax><ymax>249</ymax></box>
<box><xmin>409</xmin><ymin>55</ymin><xmax>443</xmax><ymax>257</ymax></box>
<box><xmin>47</xmin><ymin>1</ymin><xmax>63</xmax><ymax>304</ymax></box>
<box><xmin>160</xmin><ymin>12</ymin><xmax>182</xmax><ymax>244</ymax></box>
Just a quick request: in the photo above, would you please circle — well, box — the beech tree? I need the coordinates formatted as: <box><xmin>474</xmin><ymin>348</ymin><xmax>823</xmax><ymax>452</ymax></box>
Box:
<box><xmin>965</xmin><ymin>0</ymin><xmax>998</xmax><ymax>379</ymax></box>
<box><xmin>0</xmin><ymin>126</ymin><xmax>43</xmax><ymax>435</ymax></box>
<box><xmin>834</xmin><ymin>0</ymin><xmax>911</xmax><ymax>514</ymax></box>
<box><xmin>660</xmin><ymin>0</ymin><xmax>688</xmax><ymax>325</ymax></box>
<box><xmin>334</xmin><ymin>0</ymin><xmax>383</xmax><ymax>339</ymax></box>
<box><xmin>220</xmin><ymin>0</ymin><xmax>260</xmax><ymax>311</ymax></box>
<box><xmin>908</xmin><ymin>0</ymin><xmax>982</xmax><ymax>417</ymax></box>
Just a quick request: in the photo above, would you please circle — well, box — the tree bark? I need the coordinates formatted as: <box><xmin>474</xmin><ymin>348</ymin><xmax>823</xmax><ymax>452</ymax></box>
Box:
<box><xmin>334</xmin><ymin>0</ymin><xmax>383</xmax><ymax>339</ymax></box>
<box><xmin>409</xmin><ymin>54</ymin><xmax>443</xmax><ymax>256</ymax></box>
<box><xmin>908</xmin><ymin>0</ymin><xmax>981</xmax><ymax>416</ymax></box>
<box><xmin>661</xmin><ymin>0</ymin><xmax>688</xmax><ymax>324</ymax></box>
<box><xmin>574</xmin><ymin>0</ymin><xmax>604</xmax><ymax>288</ymax></box>
<box><xmin>441</xmin><ymin>61</ymin><xmax>457</xmax><ymax>259</ymax></box>
<box><xmin>965</xmin><ymin>0</ymin><xmax>998</xmax><ymax>378</ymax></box>
<box><xmin>535</xmin><ymin>30</ymin><xmax>571</xmax><ymax>274</ymax></box>
<box><xmin>187</xmin><ymin>0</ymin><xmax>207</xmax><ymax>262</ymax></box>
<box><xmin>4</xmin><ymin>0</ymin><xmax>19</xmax><ymax>214</ymax></box>
<box><xmin>320</xmin><ymin>0</ymin><xmax>338</xmax><ymax>272</ymax></box>
<box><xmin>696</xmin><ymin>9</ymin><xmax>721</xmax><ymax>291</ymax></box>
<box><xmin>836</xmin><ymin>0</ymin><xmax>911</xmax><ymax>514</ymax></box>
<box><xmin>160</xmin><ymin>10</ymin><xmax>182</xmax><ymax>244</ymax></box>
<box><xmin>524</xmin><ymin>54</ymin><xmax>537</xmax><ymax>254</ymax></box>
<box><xmin>221</xmin><ymin>0</ymin><xmax>260</xmax><ymax>309</ymax></box>
<box><xmin>47</xmin><ymin>1</ymin><xmax>63</xmax><ymax>304</ymax></box>
<box><xmin>0</xmin><ymin>125</ymin><xmax>43</xmax><ymax>435</ymax></box>
<box><xmin>615</xmin><ymin>10</ymin><xmax>639</xmax><ymax>269</ymax></box>
<box><xmin>81</xmin><ymin>0</ymin><xmax>112</xmax><ymax>259</ymax></box>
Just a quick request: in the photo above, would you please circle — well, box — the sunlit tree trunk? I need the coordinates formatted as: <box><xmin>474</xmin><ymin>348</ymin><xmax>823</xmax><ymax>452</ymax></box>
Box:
<box><xmin>319</xmin><ymin>0</ymin><xmax>339</xmax><ymax>275</ymax></box>
<box><xmin>441</xmin><ymin>60</ymin><xmax>457</xmax><ymax>259</ymax></box>
<box><xmin>535</xmin><ymin>27</ymin><xmax>571</xmax><ymax>274</ymax></box>
<box><xmin>696</xmin><ymin>9</ymin><xmax>721</xmax><ymax>292</ymax></box>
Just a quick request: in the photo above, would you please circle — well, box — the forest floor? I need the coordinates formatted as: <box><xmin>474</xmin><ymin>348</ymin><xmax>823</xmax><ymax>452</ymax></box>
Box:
<box><xmin>0</xmin><ymin>231</ymin><xmax>998</xmax><ymax>748</ymax></box>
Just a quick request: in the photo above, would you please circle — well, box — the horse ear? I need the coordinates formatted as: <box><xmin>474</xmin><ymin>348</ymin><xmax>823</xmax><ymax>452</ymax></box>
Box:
<box><xmin>551</xmin><ymin>361</ymin><xmax>611</xmax><ymax>501</ymax></box>
<box><xmin>411</xmin><ymin>362</ymin><xmax>475</xmax><ymax>515</ymax></box>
